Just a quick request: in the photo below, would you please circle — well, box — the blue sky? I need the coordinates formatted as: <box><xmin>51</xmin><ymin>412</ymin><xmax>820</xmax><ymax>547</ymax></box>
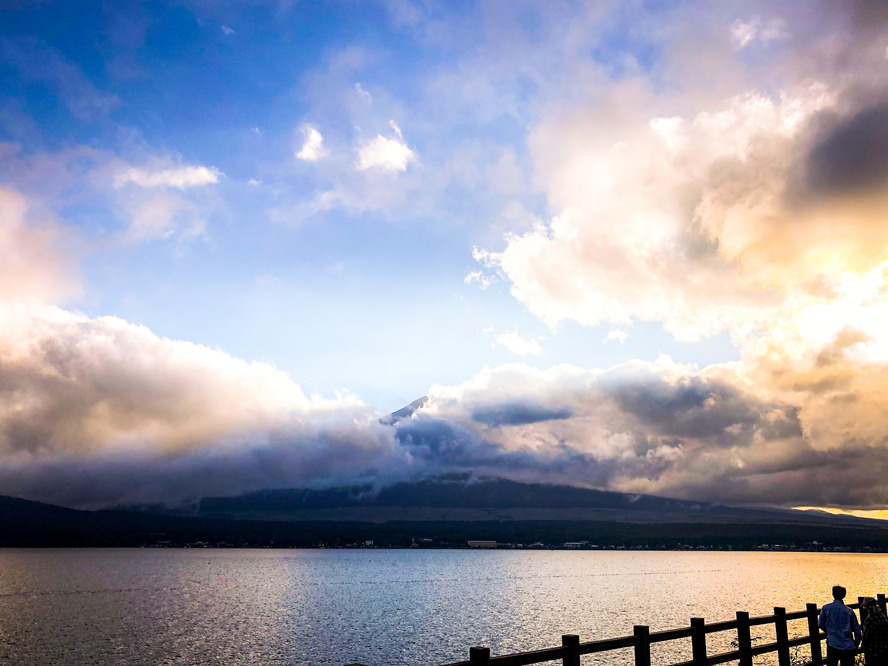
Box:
<box><xmin>3</xmin><ymin>0</ymin><xmax>888</xmax><ymax>510</ymax></box>
<box><xmin>1</xmin><ymin>0</ymin><xmax>733</xmax><ymax>412</ymax></box>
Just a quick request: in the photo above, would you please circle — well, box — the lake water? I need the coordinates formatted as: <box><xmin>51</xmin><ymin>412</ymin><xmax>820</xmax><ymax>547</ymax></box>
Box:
<box><xmin>0</xmin><ymin>549</ymin><xmax>885</xmax><ymax>665</ymax></box>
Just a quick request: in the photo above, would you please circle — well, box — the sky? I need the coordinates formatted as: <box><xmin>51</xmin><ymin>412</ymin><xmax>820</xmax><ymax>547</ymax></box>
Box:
<box><xmin>3</xmin><ymin>0</ymin><xmax>888</xmax><ymax>512</ymax></box>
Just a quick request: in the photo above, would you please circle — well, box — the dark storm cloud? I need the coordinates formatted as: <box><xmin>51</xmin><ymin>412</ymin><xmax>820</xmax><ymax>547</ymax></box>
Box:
<box><xmin>608</xmin><ymin>376</ymin><xmax>765</xmax><ymax>442</ymax></box>
<box><xmin>804</xmin><ymin>101</ymin><xmax>888</xmax><ymax>196</ymax></box>
<box><xmin>471</xmin><ymin>403</ymin><xmax>574</xmax><ymax>427</ymax></box>
<box><xmin>395</xmin><ymin>416</ymin><xmax>493</xmax><ymax>461</ymax></box>
<box><xmin>667</xmin><ymin>443</ymin><xmax>888</xmax><ymax>509</ymax></box>
<box><xmin>848</xmin><ymin>0</ymin><xmax>888</xmax><ymax>29</ymax></box>
<box><xmin>0</xmin><ymin>428</ymin><xmax>410</xmax><ymax>510</ymax></box>
<box><xmin>393</xmin><ymin>414</ymin><xmax>622</xmax><ymax>487</ymax></box>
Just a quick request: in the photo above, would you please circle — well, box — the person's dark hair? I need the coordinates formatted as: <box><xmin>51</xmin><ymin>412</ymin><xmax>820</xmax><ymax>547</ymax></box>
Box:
<box><xmin>833</xmin><ymin>585</ymin><xmax>847</xmax><ymax>600</ymax></box>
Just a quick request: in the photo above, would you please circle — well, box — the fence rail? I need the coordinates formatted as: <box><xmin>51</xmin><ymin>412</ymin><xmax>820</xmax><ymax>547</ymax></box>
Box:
<box><xmin>345</xmin><ymin>593</ymin><xmax>886</xmax><ymax>666</ymax></box>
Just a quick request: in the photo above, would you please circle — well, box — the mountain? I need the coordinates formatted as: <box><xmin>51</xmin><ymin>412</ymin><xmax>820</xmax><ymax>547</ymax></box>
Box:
<box><xmin>378</xmin><ymin>395</ymin><xmax>428</xmax><ymax>425</ymax></box>
<box><xmin>2</xmin><ymin>488</ymin><xmax>888</xmax><ymax>549</ymax></box>
<box><xmin>195</xmin><ymin>474</ymin><xmax>876</xmax><ymax>526</ymax></box>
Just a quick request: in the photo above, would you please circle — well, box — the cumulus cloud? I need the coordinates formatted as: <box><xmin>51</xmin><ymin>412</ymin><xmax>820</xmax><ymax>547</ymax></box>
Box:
<box><xmin>452</xmin><ymin>0</ymin><xmax>888</xmax><ymax>509</ymax></box>
<box><xmin>0</xmin><ymin>189</ymin><xmax>407</xmax><ymax>507</ymax></box>
<box><xmin>382</xmin><ymin>356</ymin><xmax>888</xmax><ymax>508</ymax></box>
<box><xmin>0</xmin><ymin>301</ymin><xmax>407</xmax><ymax>508</ymax></box>
<box><xmin>356</xmin><ymin>122</ymin><xmax>416</xmax><ymax>172</ymax></box>
<box><xmin>296</xmin><ymin>125</ymin><xmax>328</xmax><ymax>161</ymax></box>
<box><xmin>485</xmin><ymin>82</ymin><xmax>846</xmax><ymax>340</ymax></box>
<box><xmin>494</xmin><ymin>331</ymin><xmax>542</xmax><ymax>356</ymax></box>
<box><xmin>114</xmin><ymin>165</ymin><xmax>222</xmax><ymax>189</ymax></box>
<box><xmin>473</xmin><ymin>0</ymin><xmax>888</xmax><ymax>349</ymax></box>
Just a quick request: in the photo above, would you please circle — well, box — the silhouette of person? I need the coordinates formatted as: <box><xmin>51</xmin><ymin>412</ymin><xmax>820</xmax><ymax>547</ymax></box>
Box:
<box><xmin>819</xmin><ymin>585</ymin><xmax>862</xmax><ymax>666</ymax></box>
<box><xmin>861</xmin><ymin>597</ymin><xmax>888</xmax><ymax>665</ymax></box>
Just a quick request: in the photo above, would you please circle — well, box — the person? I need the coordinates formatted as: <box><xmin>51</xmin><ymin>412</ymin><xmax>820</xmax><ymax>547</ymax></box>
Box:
<box><xmin>819</xmin><ymin>585</ymin><xmax>862</xmax><ymax>666</ymax></box>
<box><xmin>861</xmin><ymin>597</ymin><xmax>888</xmax><ymax>665</ymax></box>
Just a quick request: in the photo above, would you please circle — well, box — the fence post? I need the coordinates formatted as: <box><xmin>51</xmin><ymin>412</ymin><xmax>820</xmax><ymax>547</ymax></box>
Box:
<box><xmin>774</xmin><ymin>607</ymin><xmax>790</xmax><ymax>666</ymax></box>
<box><xmin>562</xmin><ymin>634</ymin><xmax>580</xmax><ymax>666</ymax></box>
<box><xmin>807</xmin><ymin>603</ymin><xmax>823</xmax><ymax>665</ymax></box>
<box><xmin>469</xmin><ymin>647</ymin><xmax>491</xmax><ymax>665</ymax></box>
<box><xmin>634</xmin><ymin>625</ymin><xmax>651</xmax><ymax>666</ymax></box>
<box><xmin>736</xmin><ymin>611</ymin><xmax>752</xmax><ymax>666</ymax></box>
<box><xmin>859</xmin><ymin>596</ymin><xmax>870</xmax><ymax>624</ymax></box>
<box><xmin>879</xmin><ymin>593</ymin><xmax>887</xmax><ymax>615</ymax></box>
<box><xmin>691</xmin><ymin>617</ymin><xmax>707</xmax><ymax>665</ymax></box>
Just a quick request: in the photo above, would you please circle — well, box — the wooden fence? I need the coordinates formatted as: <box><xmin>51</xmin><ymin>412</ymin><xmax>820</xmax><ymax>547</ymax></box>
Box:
<box><xmin>346</xmin><ymin>593</ymin><xmax>886</xmax><ymax>666</ymax></box>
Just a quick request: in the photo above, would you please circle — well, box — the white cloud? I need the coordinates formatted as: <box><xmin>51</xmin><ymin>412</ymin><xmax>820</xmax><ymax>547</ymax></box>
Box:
<box><xmin>221</xmin><ymin>25</ymin><xmax>235</xmax><ymax>35</ymax></box>
<box><xmin>356</xmin><ymin>127</ymin><xmax>416</xmax><ymax>172</ymax></box>
<box><xmin>648</xmin><ymin>117</ymin><xmax>686</xmax><ymax>153</ymax></box>
<box><xmin>494</xmin><ymin>330</ymin><xmax>542</xmax><ymax>356</ymax></box>
<box><xmin>730</xmin><ymin>19</ymin><xmax>758</xmax><ymax>49</ymax></box>
<box><xmin>114</xmin><ymin>165</ymin><xmax>222</xmax><ymax>189</ymax></box>
<box><xmin>482</xmin><ymin>82</ymin><xmax>838</xmax><ymax>340</ymax></box>
<box><xmin>464</xmin><ymin>271</ymin><xmax>494</xmax><ymax>289</ymax></box>
<box><xmin>355</xmin><ymin>83</ymin><xmax>372</xmax><ymax>101</ymax></box>
<box><xmin>605</xmin><ymin>329</ymin><xmax>628</xmax><ymax>344</ymax></box>
<box><xmin>465</xmin><ymin>246</ymin><xmax>500</xmax><ymax>289</ymax></box>
<box><xmin>730</xmin><ymin>17</ymin><xmax>787</xmax><ymax>50</ymax></box>
<box><xmin>296</xmin><ymin>125</ymin><xmax>328</xmax><ymax>161</ymax></box>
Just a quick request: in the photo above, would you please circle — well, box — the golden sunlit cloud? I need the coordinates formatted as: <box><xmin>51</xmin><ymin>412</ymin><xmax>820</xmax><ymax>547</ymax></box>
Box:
<box><xmin>794</xmin><ymin>507</ymin><xmax>888</xmax><ymax>522</ymax></box>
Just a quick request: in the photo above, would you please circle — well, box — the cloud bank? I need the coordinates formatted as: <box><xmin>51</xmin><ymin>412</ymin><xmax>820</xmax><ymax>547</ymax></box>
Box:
<box><xmin>0</xmin><ymin>299</ymin><xmax>407</xmax><ymax>508</ymax></box>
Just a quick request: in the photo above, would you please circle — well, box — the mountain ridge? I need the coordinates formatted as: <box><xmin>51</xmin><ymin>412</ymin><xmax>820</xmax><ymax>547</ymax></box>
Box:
<box><xmin>2</xmin><ymin>489</ymin><xmax>887</xmax><ymax>549</ymax></box>
<box><xmin>194</xmin><ymin>474</ymin><xmax>880</xmax><ymax>526</ymax></box>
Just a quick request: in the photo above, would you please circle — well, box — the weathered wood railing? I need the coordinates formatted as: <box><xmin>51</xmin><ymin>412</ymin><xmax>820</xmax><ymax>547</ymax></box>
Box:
<box><xmin>346</xmin><ymin>593</ymin><xmax>886</xmax><ymax>666</ymax></box>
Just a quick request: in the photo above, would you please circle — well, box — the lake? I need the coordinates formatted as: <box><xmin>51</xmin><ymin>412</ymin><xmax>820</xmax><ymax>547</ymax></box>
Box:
<box><xmin>0</xmin><ymin>549</ymin><xmax>885</xmax><ymax>665</ymax></box>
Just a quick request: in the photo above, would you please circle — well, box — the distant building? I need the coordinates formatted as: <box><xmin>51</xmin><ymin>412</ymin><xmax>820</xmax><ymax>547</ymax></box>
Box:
<box><xmin>467</xmin><ymin>540</ymin><xmax>497</xmax><ymax>548</ymax></box>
